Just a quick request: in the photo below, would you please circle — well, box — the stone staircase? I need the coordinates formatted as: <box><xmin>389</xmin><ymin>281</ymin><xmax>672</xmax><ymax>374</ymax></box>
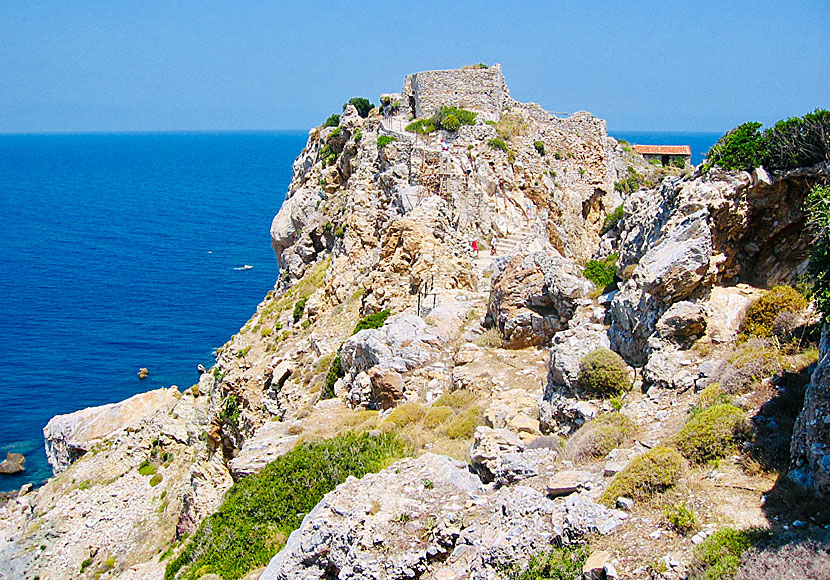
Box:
<box><xmin>493</xmin><ymin>224</ymin><xmax>536</xmax><ymax>256</ymax></box>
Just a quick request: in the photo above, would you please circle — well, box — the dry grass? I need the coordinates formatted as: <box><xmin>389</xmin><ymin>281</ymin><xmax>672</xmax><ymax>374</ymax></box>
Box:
<box><xmin>564</xmin><ymin>412</ymin><xmax>636</xmax><ymax>463</ymax></box>
<box><xmin>474</xmin><ymin>327</ymin><xmax>504</xmax><ymax>348</ymax></box>
<box><xmin>378</xmin><ymin>390</ymin><xmax>484</xmax><ymax>461</ymax></box>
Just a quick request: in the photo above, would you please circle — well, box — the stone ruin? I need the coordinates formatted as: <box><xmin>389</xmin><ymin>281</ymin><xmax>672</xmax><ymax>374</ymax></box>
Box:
<box><xmin>399</xmin><ymin>63</ymin><xmax>510</xmax><ymax>121</ymax></box>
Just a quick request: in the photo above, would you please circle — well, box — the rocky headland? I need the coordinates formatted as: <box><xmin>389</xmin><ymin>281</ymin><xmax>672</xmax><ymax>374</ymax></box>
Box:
<box><xmin>1</xmin><ymin>65</ymin><xmax>828</xmax><ymax>580</ymax></box>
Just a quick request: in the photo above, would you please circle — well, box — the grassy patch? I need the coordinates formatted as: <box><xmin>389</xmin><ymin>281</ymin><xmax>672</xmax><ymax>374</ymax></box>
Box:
<box><xmin>673</xmin><ymin>403</ymin><xmax>747</xmax><ymax>463</ymax></box>
<box><xmin>564</xmin><ymin>411</ymin><xmax>636</xmax><ymax>462</ymax></box>
<box><xmin>474</xmin><ymin>327</ymin><xmax>504</xmax><ymax>348</ymax></box>
<box><xmin>165</xmin><ymin>432</ymin><xmax>404</xmax><ymax>580</ymax></box>
<box><xmin>378</xmin><ymin>390</ymin><xmax>483</xmax><ymax>460</ymax></box>
<box><xmin>138</xmin><ymin>460</ymin><xmax>157</xmax><ymax>477</ymax></box>
<box><xmin>577</xmin><ymin>347</ymin><xmax>631</xmax><ymax>398</ymax></box>
<box><xmin>504</xmin><ymin>545</ymin><xmax>587</xmax><ymax>580</ymax></box>
<box><xmin>600</xmin><ymin>446</ymin><xmax>684</xmax><ymax>505</ymax></box>
<box><xmin>377</xmin><ymin>135</ymin><xmax>398</xmax><ymax>149</ymax></box>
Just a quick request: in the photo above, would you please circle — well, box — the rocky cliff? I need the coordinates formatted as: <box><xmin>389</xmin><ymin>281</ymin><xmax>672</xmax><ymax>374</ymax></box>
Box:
<box><xmin>2</xmin><ymin>67</ymin><xmax>828</xmax><ymax>580</ymax></box>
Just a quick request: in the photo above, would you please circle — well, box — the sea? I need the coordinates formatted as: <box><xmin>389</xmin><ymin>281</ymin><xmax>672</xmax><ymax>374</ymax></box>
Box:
<box><xmin>0</xmin><ymin>132</ymin><xmax>308</xmax><ymax>492</ymax></box>
<box><xmin>0</xmin><ymin>130</ymin><xmax>720</xmax><ymax>493</ymax></box>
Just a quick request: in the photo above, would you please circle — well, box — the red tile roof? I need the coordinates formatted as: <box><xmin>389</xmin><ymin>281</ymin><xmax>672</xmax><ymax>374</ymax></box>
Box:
<box><xmin>633</xmin><ymin>144</ymin><xmax>691</xmax><ymax>156</ymax></box>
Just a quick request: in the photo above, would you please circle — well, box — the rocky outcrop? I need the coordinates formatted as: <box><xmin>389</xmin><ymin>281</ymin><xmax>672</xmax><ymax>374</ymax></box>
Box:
<box><xmin>609</xmin><ymin>162</ymin><xmax>830</xmax><ymax>368</ymax></box>
<box><xmin>42</xmin><ymin>386</ymin><xmax>180</xmax><ymax>474</ymax></box>
<box><xmin>0</xmin><ymin>453</ymin><xmax>25</xmax><ymax>475</ymax></box>
<box><xmin>789</xmin><ymin>326</ymin><xmax>830</xmax><ymax>496</ymax></box>
<box><xmin>487</xmin><ymin>251</ymin><xmax>593</xmax><ymax>348</ymax></box>
<box><xmin>261</xmin><ymin>453</ymin><xmax>626</xmax><ymax>580</ymax></box>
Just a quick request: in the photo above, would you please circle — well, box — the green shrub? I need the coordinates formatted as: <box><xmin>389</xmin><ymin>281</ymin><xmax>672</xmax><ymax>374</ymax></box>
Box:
<box><xmin>600</xmin><ymin>446</ymin><xmax>684</xmax><ymax>505</ymax></box>
<box><xmin>704</xmin><ymin>110</ymin><xmax>830</xmax><ymax>173</ymax></box>
<box><xmin>353</xmin><ymin>309</ymin><xmax>391</xmax><ymax>333</ymax></box>
<box><xmin>601</xmin><ymin>206</ymin><xmax>624</xmax><ymax>235</ymax></box>
<box><xmin>104</xmin><ymin>556</ymin><xmax>116</xmax><ymax>568</ymax></box>
<box><xmin>220</xmin><ymin>394</ymin><xmax>241</xmax><ymax>426</ymax></box>
<box><xmin>343</xmin><ymin>97</ymin><xmax>374</xmax><ymax>118</ymax></box>
<box><xmin>504</xmin><ymin>545</ymin><xmax>587</xmax><ymax>580</ymax></box>
<box><xmin>739</xmin><ymin>285</ymin><xmax>808</xmax><ymax>338</ymax></box>
<box><xmin>533</xmin><ymin>140</ymin><xmax>545</xmax><ymax>156</ymax></box>
<box><xmin>149</xmin><ymin>473</ymin><xmax>163</xmax><ymax>487</ymax></box>
<box><xmin>441</xmin><ymin>113</ymin><xmax>461</xmax><ymax>132</ymax></box>
<box><xmin>704</xmin><ymin>122</ymin><xmax>767</xmax><ymax>172</ymax></box>
<box><xmin>322</xmin><ymin>349</ymin><xmax>342</xmax><ymax>399</ymax></box>
<box><xmin>806</xmin><ymin>184</ymin><xmax>830</xmax><ymax>321</ymax></box>
<box><xmin>292</xmin><ymin>298</ymin><xmax>307</xmax><ymax>323</ymax></box>
<box><xmin>614</xmin><ymin>166</ymin><xmax>652</xmax><ymax>194</ymax></box>
<box><xmin>81</xmin><ymin>557</ymin><xmax>93</xmax><ymax>571</ymax></box>
<box><xmin>690</xmin><ymin>383</ymin><xmax>730</xmax><ymax>417</ymax></box>
<box><xmin>764</xmin><ymin>109</ymin><xmax>830</xmax><ymax>170</ymax></box>
<box><xmin>583</xmin><ymin>253</ymin><xmax>618</xmax><ymax>290</ymax></box>
<box><xmin>671</xmin><ymin>155</ymin><xmax>687</xmax><ymax>169</ymax></box>
<box><xmin>435</xmin><ymin>106</ymin><xmax>477</xmax><ymax>128</ymax></box>
<box><xmin>487</xmin><ymin>137</ymin><xmax>510</xmax><ymax>153</ymax></box>
<box><xmin>578</xmin><ymin>347</ymin><xmax>631</xmax><ymax>398</ymax></box>
<box><xmin>665</xmin><ymin>502</ymin><xmax>697</xmax><ymax>534</ymax></box>
<box><xmin>691</xmin><ymin>527</ymin><xmax>754</xmax><ymax>580</ymax></box>
<box><xmin>377</xmin><ymin>135</ymin><xmax>398</xmax><ymax>149</ymax></box>
<box><xmin>405</xmin><ymin>118</ymin><xmax>436</xmax><ymax>134</ymax></box>
<box><xmin>564</xmin><ymin>411</ymin><xmax>636</xmax><ymax>462</ymax></box>
<box><xmin>352</xmin><ymin>129</ymin><xmax>362</xmax><ymax>143</ymax></box>
<box><xmin>166</xmin><ymin>433</ymin><xmax>403</xmax><ymax>580</ymax></box>
<box><xmin>323</xmin><ymin>114</ymin><xmax>340</xmax><ymax>128</ymax></box>
<box><xmin>138</xmin><ymin>460</ymin><xmax>157</xmax><ymax>476</ymax></box>
<box><xmin>673</xmin><ymin>403</ymin><xmax>747</xmax><ymax>463</ymax></box>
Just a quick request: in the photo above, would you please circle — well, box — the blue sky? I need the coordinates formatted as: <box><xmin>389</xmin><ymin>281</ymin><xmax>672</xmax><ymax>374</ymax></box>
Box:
<box><xmin>1</xmin><ymin>0</ymin><xmax>828</xmax><ymax>133</ymax></box>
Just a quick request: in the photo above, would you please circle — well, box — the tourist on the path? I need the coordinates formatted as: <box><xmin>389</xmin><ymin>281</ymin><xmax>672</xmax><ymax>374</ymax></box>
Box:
<box><xmin>472</xmin><ymin>240</ymin><xmax>479</xmax><ymax>257</ymax></box>
<box><xmin>490</xmin><ymin>237</ymin><xmax>497</xmax><ymax>255</ymax></box>
<box><xmin>440</xmin><ymin>138</ymin><xmax>450</xmax><ymax>152</ymax></box>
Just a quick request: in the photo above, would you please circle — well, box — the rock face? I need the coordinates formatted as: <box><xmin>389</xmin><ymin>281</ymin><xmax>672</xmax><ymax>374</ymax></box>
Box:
<box><xmin>261</xmin><ymin>454</ymin><xmax>626</xmax><ymax>580</ymax></box>
<box><xmin>0</xmin><ymin>453</ymin><xmax>25</xmax><ymax>475</ymax></box>
<box><xmin>610</xmin><ymin>163</ymin><xmax>830</xmax><ymax>368</ymax></box>
<box><xmin>789</xmin><ymin>326</ymin><xmax>830</xmax><ymax>496</ymax></box>
<box><xmin>487</xmin><ymin>252</ymin><xmax>593</xmax><ymax>348</ymax></box>
<box><xmin>42</xmin><ymin>387</ymin><xmax>180</xmax><ymax>474</ymax></box>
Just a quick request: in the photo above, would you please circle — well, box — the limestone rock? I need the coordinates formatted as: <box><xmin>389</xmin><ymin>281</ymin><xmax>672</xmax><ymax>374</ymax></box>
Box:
<box><xmin>138</xmin><ymin>367</ymin><xmax>149</xmax><ymax>379</ymax></box>
<box><xmin>0</xmin><ymin>453</ymin><xmax>25</xmax><ymax>475</ymax></box>
<box><xmin>655</xmin><ymin>301</ymin><xmax>707</xmax><ymax>342</ymax></box>
<box><xmin>789</xmin><ymin>325</ymin><xmax>830</xmax><ymax>496</ymax></box>
<box><xmin>487</xmin><ymin>251</ymin><xmax>593</xmax><ymax>348</ymax></box>
<box><xmin>582</xmin><ymin>550</ymin><xmax>612</xmax><ymax>580</ymax></box>
<box><xmin>228</xmin><ymin>421</ymin><xmax>300</xmax><ymax>480</ymax></box>
<box><xmin>261</xmin><ymin>453</ymin><xmax>626</xmax><ymax>580</ymax></box>
<box><xmin>42</xmin><ymin>386</ymin><xmax>180</xmax><ymax>474</ymax></box>
<box><xmin>470</xmin><ymin>426</ymin><xmax>532</xmax><ymax>484</ymax></box>
<box><xmin>368</xmin><ymin>366</ymin><xmax>404</xmax><ymax>410</ymax></box>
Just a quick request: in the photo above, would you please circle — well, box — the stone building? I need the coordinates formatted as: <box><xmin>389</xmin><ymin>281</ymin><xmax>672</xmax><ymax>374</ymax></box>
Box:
<box><xmin>400</xmin><ymin>64</ymin><xmax>509</xmax><ymax>122</ymax></box>
<box><xmin>632</xmin><ymin>144</ymin><xmax>691</xmax><ymax>167</ymax></box>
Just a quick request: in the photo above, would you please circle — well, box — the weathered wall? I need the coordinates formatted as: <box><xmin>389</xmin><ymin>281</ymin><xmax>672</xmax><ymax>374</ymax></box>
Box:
<box><xmin>401</xmin><ymin>64</ymin><xmax>509</xmax><ymax>121</ymax></box>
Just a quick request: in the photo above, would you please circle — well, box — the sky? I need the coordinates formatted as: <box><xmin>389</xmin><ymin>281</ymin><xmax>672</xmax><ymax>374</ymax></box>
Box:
<box><xmin>1</xmin><ymin>0</ymin><xmax>828</xmax><ymax>134</ymax></box>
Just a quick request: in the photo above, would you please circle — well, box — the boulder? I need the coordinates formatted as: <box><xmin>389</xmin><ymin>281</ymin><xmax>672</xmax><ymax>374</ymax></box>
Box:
<box><xmin>137</xmin><ymin>367</ymin><xmax>149</xmax><ymax>379</ymax></box>
<box><xmin>367</xmin><ymin>367</ymin><xmax>404</xmax><ymax>410</ymax></box>
<box><xmin>582</xmin><ymin>550</ymin><xmax>612</xmax><ymax>580</ymax></box>
<box><xmin>487</xmin><ymin>251</ymin><xmax>593</xmax><ymax>349</ymax></box>
<box><xmin>470</xmin><ymin>426</ymin><xmax>527</xmax><ymax>484</ymax></box>
<box><xmin>228</xmin><ymin>421</ymin><xmax>300</xmax><ymax>480</ymax></box>
<box><xmin>43</xmin><ymin>387</ymin><xmax>179</xmax><ymax>474</ymax></box>
<box><xmin>0</xmin><ymin>452</ymin><xmax>25</xmax><ymax>475</ymax></box>
<box><xmin>655</xmin><ymin>301</ymin><xmax>707</xmax><ymax>342</ymax></box>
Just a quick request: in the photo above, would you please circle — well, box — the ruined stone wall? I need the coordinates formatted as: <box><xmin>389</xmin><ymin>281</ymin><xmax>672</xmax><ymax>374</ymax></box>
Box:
<box><xmin>401</xmin><ymin>64</ymin><xmax>509</xmax><ymax>121</ymax></box>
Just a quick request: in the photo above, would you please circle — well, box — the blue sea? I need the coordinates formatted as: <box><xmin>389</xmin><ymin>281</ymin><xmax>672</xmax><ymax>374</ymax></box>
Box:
<box><xmin>0</xmin><ymin>132</ymin><xmax>307</xmax><ymax>492</ymax></box>
<box><xmin>0</xmin><ymin>129</ymin><xmax>719</xmax><ymax>493</ymax></box>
